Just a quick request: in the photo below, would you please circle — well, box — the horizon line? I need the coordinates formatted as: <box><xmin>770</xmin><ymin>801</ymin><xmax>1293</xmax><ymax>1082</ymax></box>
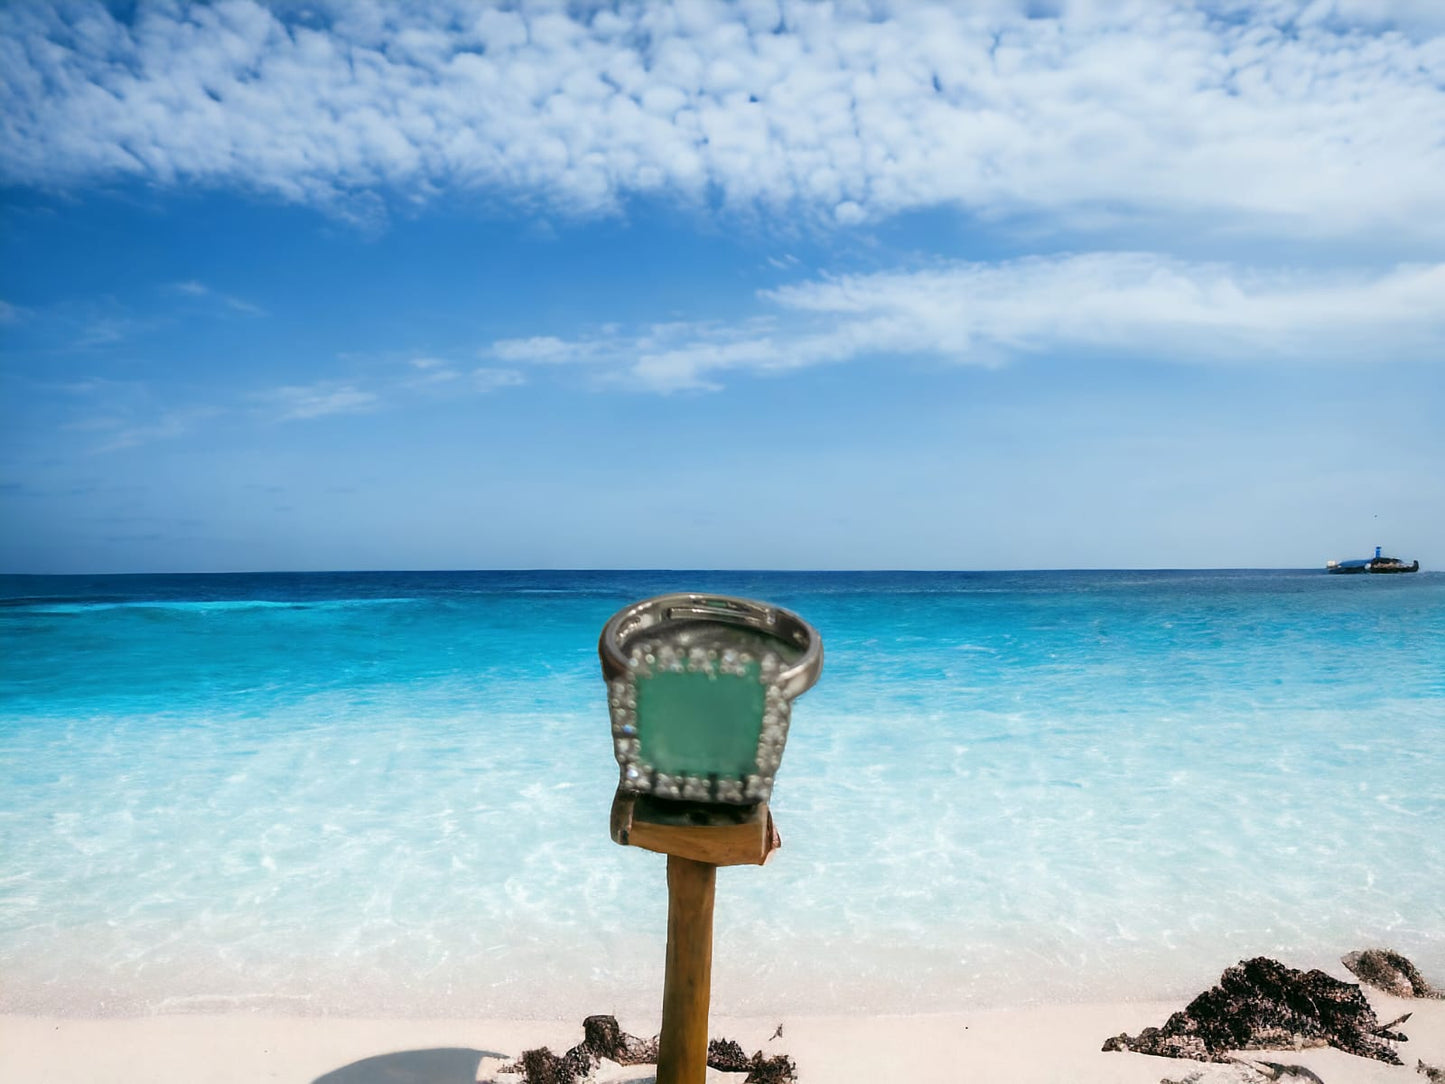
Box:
<box><xmin>1</xmin><ymin>565</ymin><xmax>1407</xmax><ymax>578</ymax></box>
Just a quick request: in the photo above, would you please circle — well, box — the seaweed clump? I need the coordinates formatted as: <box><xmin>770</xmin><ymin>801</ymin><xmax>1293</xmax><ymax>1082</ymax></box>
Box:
<box><xmin>1342</xmin><ymin>949</ymin><xmax>1442</xmax><ymax>999</ymax></box>
<box><xmin>501</xmin><ymin>1014</ymin><xmax>795</xmax><ymax>1083</ymax></box>
<box><xmin>1102</xmin><ymin>957</ymin><xmax>1407</xmax><ymax>1064</ymax></box>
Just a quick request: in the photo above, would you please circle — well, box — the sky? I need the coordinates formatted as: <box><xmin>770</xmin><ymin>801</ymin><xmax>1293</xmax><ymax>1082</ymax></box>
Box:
<box><xmin>2</xmin><ymin>0</ymin><xmax>1443</xmax><ymax>573</ymax></box>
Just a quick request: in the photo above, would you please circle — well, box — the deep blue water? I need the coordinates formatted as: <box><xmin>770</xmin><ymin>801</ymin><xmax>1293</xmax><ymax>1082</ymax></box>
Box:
<box><xmin>2</xmin><ymin>570</ymin><xmax>1442</xmax><ymax>1016</ymax></box>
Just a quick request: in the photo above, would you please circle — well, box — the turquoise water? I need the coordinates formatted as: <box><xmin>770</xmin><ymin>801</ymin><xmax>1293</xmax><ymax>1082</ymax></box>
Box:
<box><xmin>2</xmin><ymin>570</ymin><xmax>1442</xmax><ymax>1017</ymax></box>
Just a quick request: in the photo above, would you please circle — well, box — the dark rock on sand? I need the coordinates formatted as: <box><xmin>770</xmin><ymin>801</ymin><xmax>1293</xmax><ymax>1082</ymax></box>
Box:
<box><xmin>708</xmin><ymin>1038</ymin><xmax>752</xmax><ymax>1072</ymax></box>
<box><xmin>506</xmin><ymin>1015</ymin><xmax>795</xmax><ymax>1082</ymax></box>
<box><xmin>515</xmin><ymin>1046</ymin><xmax>586</xmax><ymax>1084</ymax></box>
<box><xmin>1419</xmin><ymin>1059</ymin><xmax>1445</xmax><ymax>1083</ymax></box>
<box><xmin>576</xmin><ymin>1014</ymin><xmax>660</xmax><ymax>1065</ymax></box>
<box><xmin>1343</xmin><ymin>950</ymin><xmax>1442</xmax><ymax>999</ymax></box>
<box><xmin>1102</xmin><ymin>956</ymin><xmax>1405</xmax><ymax>1064</ymax></box>
<box><xmin>743</xmin><ymin>1051</ymin><xmax>798</xmax><ymax>1083</ymax></box>
<box><xmin>506</xmin><ymin>1015</ymin><xmax>661</xmax><ymax>1081</ymax></box>
<box><xmin>714</xmin><ymin>1041</ymin><xmax>797</xmax><ymax>1082</ymax></box>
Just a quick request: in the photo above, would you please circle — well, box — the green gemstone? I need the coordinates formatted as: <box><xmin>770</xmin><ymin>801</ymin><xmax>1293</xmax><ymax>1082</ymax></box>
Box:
<box><xmin>634</xmin><ymin>663</ymin><xmax>764</xmax><ymax>778</ymax></box>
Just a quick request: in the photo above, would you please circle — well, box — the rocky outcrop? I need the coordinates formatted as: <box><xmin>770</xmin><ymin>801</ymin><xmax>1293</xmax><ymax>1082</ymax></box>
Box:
<box><xmin>1102</xmin><ymin>956</ymin><xmax>1407</xmax><ymax>1064</ymax></box>
<box><xmin>1343</xmin><ymin>950</ymin><xmax>1442</xmax><ymax>999</ymax></box>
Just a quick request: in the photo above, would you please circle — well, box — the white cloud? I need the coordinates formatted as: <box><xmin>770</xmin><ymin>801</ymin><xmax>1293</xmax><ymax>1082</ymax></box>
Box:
<box><xmin>222</xmin><ymin>296</ymin><xmax>266</xmax><ymax>317</ymax></box>
<box><xmin>93</xmin><ymin>407</ymin><xmax>219</xmax><ymax>453</ymax></box>
<box><xmin>258</xmin><ymin>363</ymin><xmax>522</xmax><ymax>419</ymax></box>
<box><xmin>402</xmin><ymin>357</ymin><xmax>461</xmax><ymax>388</ymax></box>
<box><xmin>260</xmin><ymin>382</ymin><xmax>379</xmax><ymax>421</ymax></box>
<box><xmin>486</xmin><ymin>254</ymin><xmax>1445</xmax><ymax>391</ymax></box>
<box><xmin>2</xmin><ymin>2</ymin><xmax>1442</xmax><ymax>240</ymax></box>
<box><xmin>0</xmin><ymin>300</ymin><xmax>30</xmax><ymax>324</ymax></box>
<box><xmin>73</xmin><ymin>315</ymin><xmax>144</xmax><ymax>349</ymax></box>
<box><xmin>472</xmin><ymin>367</ymin><xmax>525</xmax><ymax>392</ymax></box>
<box><xmin>167</xmin><ymin>280</ymin><xmax>265</xmax><ymax>316</ymax></box>
<box><xmin>490</xmin><ymin>336</ymin><xmax>604</xmax><ymax>364</ymax></box>
<box><xmin>28</xmin><ymin>376</ymin><xmax>217</xmax><ymax>452</ymax></box>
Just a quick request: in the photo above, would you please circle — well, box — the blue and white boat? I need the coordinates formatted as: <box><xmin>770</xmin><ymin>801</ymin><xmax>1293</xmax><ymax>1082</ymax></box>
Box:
<box><xmin>1327</xmin><ymin>546</ymin><xmax>1420</xmax><ymax>574</ymax></box>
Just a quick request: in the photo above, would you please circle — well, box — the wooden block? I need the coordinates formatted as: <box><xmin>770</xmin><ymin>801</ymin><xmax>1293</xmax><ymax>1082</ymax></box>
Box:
<box><xmin>610</xmin><ymin>789</ymin><xmax>781</xmax><ymax>867</ymax></box>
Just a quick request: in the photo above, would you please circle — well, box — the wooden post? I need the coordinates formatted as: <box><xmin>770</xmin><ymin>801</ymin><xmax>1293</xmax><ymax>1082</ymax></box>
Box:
<box><xmin>656</xmin><ymin>854</ymin><xmax>717</xmax><ymax>1084</ymax></box>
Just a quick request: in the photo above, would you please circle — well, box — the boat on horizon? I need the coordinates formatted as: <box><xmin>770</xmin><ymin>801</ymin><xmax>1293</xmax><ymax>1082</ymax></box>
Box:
<box><xmin>1326</xmin><ymin>546</ymin><xmax>1420</xmax><ymax>574</ymax></box>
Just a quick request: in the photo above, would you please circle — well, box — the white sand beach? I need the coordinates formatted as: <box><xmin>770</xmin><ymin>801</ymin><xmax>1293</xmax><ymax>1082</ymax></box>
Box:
<box><xmin>4</xmin><ymin>987</ymin><xmax>1442</xmax><ymax>1084</ymax></box>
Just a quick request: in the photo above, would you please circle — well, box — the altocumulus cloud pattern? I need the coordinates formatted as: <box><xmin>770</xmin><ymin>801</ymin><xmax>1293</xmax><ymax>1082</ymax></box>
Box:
<box><xmin>3</xmin><ymin>0</ymin><xmax>1445</xmax><ymax>238</ymax></box>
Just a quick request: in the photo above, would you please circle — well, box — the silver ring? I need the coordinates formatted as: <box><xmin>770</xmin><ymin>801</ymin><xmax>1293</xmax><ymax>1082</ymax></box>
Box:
<box><xmin>599</xmin><ymin>593</ymin><xmax>823</xmax><ymax>700</ymax></box>
<box><xmin>599</xmin><ymin>593</ymin><xmax>823</xmax><ymax>804</ymax></box>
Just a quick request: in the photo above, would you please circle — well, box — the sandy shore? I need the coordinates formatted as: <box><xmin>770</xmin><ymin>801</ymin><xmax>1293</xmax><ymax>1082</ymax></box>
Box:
<box><xmin>3</xmin><ymin>990</ymin><xmax>1442</xmax><ymax>1084</ymax></box>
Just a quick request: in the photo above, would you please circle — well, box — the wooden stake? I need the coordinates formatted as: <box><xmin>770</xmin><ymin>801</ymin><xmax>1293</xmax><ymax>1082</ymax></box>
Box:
<box><xmin>656</xmin><ymin>854</ymin><xmax>717</xmax><ymax>1084</ymax></box>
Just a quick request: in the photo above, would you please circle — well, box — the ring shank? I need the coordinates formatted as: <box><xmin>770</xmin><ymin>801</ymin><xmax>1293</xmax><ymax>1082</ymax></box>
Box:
<box><xmin>599</xmin><ymin>593</ymin><xmax>823</xmax><ymax>701</ymax></box>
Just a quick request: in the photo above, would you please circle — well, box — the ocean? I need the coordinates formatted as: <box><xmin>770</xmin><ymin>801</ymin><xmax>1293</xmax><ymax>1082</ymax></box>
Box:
<box><xmin>2</xmin><ymin>570</ymin><xmax>1441</xmax><ymax>1018</ymax></box>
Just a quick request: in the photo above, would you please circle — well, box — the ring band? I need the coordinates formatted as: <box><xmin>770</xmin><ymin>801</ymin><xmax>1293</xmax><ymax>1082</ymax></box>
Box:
<box><xmin>599</xmin><ymin>593</ymin><xmax>823</xmax><ymax>698</ymax></box>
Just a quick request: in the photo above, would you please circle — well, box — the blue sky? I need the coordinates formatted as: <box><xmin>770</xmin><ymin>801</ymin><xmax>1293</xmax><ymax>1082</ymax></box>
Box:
<box><xmin>2</xmin><ymin>1</ymin><xmax>1443</xmax><ymax>573</ymax></box>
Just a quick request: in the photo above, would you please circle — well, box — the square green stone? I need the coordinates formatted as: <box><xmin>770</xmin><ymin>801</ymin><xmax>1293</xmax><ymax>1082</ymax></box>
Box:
<box><xmin>634</xmin><ymin>663</ymin><xmax>764</xmax><ymax>778</ymax></box>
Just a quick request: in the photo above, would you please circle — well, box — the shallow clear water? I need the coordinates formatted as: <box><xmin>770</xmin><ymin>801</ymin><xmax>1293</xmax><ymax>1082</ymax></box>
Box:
<box><xmin>2</xmin><ymin>570</ymin><xmax>1442</xmax><ymax>1017</ymax></box>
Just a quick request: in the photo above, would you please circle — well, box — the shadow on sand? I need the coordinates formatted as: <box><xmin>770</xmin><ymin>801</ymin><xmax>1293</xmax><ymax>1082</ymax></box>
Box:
<box><xmin>313</xmin><ymin>1046</ymin><xmax>505</xmax><ymax>1084</ymax></box>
